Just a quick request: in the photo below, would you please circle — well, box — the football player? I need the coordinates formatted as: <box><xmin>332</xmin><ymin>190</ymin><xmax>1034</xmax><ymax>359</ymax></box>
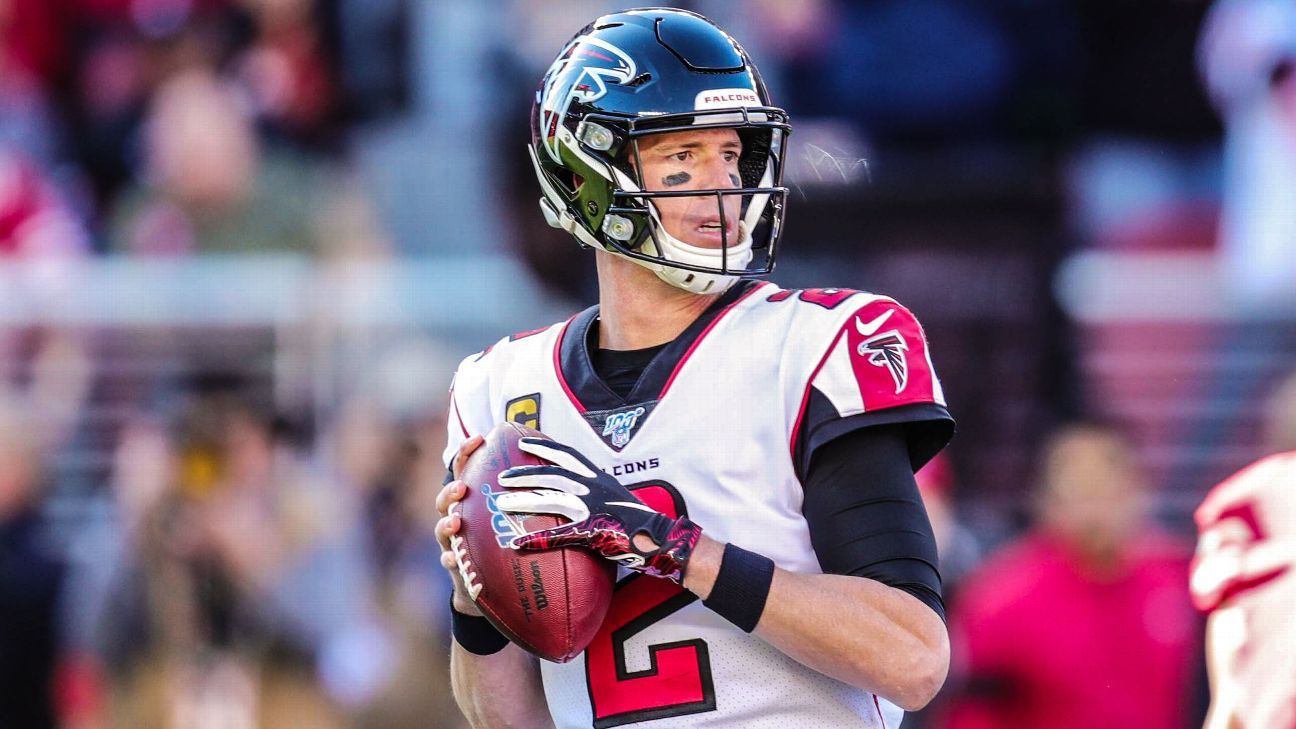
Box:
<box><xmin>1192</xmin><ymin>451</ymin><xmax>1296</xmax><ymax>729</ymax></box>
<box><xmin>435</xmin><ymin>9</ymin><xmax>954</xmax><ymax>728</ymax></box>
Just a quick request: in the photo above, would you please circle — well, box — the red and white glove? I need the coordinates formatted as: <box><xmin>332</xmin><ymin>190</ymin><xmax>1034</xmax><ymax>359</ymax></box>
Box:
<box><xmin>494</xmin><ymin>437</ymin><xmax>702</xmax><ymax>583</ymax></box>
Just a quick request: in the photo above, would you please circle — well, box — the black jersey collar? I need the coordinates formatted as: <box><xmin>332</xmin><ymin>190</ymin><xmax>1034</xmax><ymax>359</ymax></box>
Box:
<box><xmin>554</xmin><ymin>280</ymin><xmax>768</xmax><ymax>413</ymax></box>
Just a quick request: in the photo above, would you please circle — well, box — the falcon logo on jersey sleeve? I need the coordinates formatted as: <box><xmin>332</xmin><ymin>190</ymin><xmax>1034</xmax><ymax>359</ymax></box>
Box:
<box><xmin>808</xmin><ymin>299</ymin><xmax>943</xmax><ymax>418</ymax></box>
<box><xmin>855</xmin><ymin>311</ymin><xmax>909</xmax><ymax>394</ymax></box>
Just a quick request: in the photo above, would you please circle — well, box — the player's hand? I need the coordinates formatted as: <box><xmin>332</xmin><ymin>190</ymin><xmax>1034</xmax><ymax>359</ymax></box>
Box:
<box><xmin>494</xmin><ymin>437</ymin><xmax>702</xmax><ymax>583</ymax></box>
<box><xmin>436</xmin><ymin>434</ymin><xmax>485</xmax><ymax>615</ymax></box>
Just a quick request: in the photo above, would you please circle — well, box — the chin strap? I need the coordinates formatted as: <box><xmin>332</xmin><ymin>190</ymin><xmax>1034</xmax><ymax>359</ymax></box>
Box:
<box><xmin>638</xmin><ymin>215</ymin><xmax>751</xmax><ymax>294</ymax></box>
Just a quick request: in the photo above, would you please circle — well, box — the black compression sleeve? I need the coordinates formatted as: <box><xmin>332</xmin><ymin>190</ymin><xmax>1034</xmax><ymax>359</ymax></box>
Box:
<box><xmin>802</xmin><ymin>424</ymin><xmax>946</xmax><ymax>621</ymax></box>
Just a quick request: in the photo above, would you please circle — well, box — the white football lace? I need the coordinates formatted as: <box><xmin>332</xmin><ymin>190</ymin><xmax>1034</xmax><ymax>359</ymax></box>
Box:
<box><xmin>448</xmin><ymin>532</ymin><xmax>483</xmax><ymax>600</ymax></box>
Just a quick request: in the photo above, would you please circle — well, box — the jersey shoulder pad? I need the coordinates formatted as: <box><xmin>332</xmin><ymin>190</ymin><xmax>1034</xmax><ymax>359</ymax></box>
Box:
<box><xmin>774</xmin><ymin>288</ymin><xmax>945</xmax><ymax>415</ymax></box>
<box><xmin>445</xmin><ymin>322</ymin><xmax>562</xmax><ymax>446</ymax></box>
<box><xmin>464</xmin><ymin>324</ymin><xmax>556</xmax><ymax>368</ymax></box>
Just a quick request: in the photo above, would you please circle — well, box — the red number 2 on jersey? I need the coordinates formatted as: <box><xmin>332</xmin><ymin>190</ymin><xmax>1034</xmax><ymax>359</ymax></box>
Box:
<box><xmin>766</xmin><ymin>287</ymin><xmax>857</xmax><ymax>309</ymax></box>
<box><xmin>584</xmin><ymin>481</ymin><xmax>716</xmax><ymax>728</ymax></box>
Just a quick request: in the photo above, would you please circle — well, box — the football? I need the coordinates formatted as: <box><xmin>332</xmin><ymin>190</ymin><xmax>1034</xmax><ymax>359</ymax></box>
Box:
<box><xmin>451</xmin><ymin>421</ymin><xmax>615</xmax><ymax>662</ymax></box>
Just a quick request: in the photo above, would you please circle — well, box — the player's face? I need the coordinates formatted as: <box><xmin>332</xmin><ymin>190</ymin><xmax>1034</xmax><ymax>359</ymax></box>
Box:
<box><xmin>634</xmin><ymin>128</ymin><xmax>744</xmax><ymax>250</ymax></box>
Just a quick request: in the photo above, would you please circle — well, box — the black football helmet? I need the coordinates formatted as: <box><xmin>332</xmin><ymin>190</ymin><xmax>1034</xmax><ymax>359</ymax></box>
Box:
<box><xmin>529</xmin><ymin>8</ymin><xmax>791</xmax><ymax>294</ymax></box>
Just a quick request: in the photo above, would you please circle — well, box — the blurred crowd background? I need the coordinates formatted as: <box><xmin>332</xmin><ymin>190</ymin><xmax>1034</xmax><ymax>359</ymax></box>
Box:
<box><xmin>2</xmin><ymin>0</ymin><xmax>1294</xmax><ymax>727</ymax></box>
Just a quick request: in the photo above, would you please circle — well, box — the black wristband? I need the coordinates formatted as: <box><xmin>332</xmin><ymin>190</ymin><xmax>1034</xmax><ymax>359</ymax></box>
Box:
<box><xmin>450</xmin><ymin>600</ymin><xmax>510</xmax><ymax>656</ymax></box>
<box><xmin>702</xmin><ymin>543</ymin><xmax>776</xmax><ymax>633</ymax></box>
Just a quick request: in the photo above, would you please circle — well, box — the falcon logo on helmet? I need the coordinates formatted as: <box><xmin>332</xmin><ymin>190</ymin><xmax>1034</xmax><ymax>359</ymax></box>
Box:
<box><xmin>539</xmin><ymin>37</ymin><xmax>637</xmax><ymax>164</ymax></box>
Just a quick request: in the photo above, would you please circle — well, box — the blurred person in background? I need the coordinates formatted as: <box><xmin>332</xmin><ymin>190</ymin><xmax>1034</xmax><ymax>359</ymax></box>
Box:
<box><xmin>1188</xmin><ymin>3</ymin><xmax>1296</xmax><ymax>717</ymax></box>
<box><xmin>324</xmin><ymin>342</ymin><xmax>467</xmax><ymax>729</ymax></box>
<box><xmin>13</xmin><ymin>0</ymin><xmax>244</xmax><ymax>218</ymax></box>
<box><xmin>46</xmin><ymin>0</ymin><xmax>342</xmax><ymax>219</ymax></box>
<box><xmin>107</xmin><ymin>67</ymin><xmax>330</xmax><ymax>256</ymax></box>
<box><xmin>1190</xmin><ymin>371</ymin><xmax>1296</xmax><ymax>729</ymax></box>
<box><xmin>233</xmin><ymin>0</ymin><xmax>340</xmax><ymax>149</ymax></box>
<box><xmin>0</xmin><ymin>393</ymin><xmax>65</xmax><ymax>729</ymax></box>
<box><xmin>328</xmin><ymin>342</ymin><xmax>456</xmax><ymax>612</ymax></box>
<box><xmin>0</xmin><ymin>148</ymin><xmax>94</xmax><ymax>449</ymax></box>
<box><xmin>0</xmin><ymin>0</ymin><xmax>67</xmax><ymax>168</ymax></box>
<box><xmin>83</xmin><ymin>384</ymin><xmax>395</xmax><ymax>728</ymax></box>
<box><xmin>1261</xmin><ymin>368</ymin><xmax>1296</xmax><ymax>455</ymax></box>
<box><xmin>0</xmin><ymin>150</ymin><xmax>87</xmax><ymax>271</ymax></box>
<box><xmin>1199</xmin><ymin>0</ymin><xmax>1296</xmax><ymax>310</ymax></box>
<box><xmin>938</xmin><ymin>421</ymin><xmax>1198</xmax><ymax>729</ymax></box>
<box><xmin>305</xmin><ymin>179</ymin><xmax>408</xmax><ymax>397</ymax></box>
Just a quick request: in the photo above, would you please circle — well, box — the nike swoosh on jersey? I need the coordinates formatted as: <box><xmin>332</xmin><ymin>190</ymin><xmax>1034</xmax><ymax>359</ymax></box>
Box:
<box><xmin>855</xmin><ymin>309</ymin><xmax>894</xmax><ymax>337</ymax></box>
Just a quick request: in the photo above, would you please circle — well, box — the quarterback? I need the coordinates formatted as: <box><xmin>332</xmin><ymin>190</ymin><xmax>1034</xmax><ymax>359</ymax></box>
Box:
<box><xmin>435</xmin><ymin>8</ymin><xmax>954</xmax><ymax>728</ymax></box>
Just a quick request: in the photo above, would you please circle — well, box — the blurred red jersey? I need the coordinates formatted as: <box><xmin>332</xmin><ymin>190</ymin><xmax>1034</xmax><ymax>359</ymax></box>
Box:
<box><xmin>1192</xmin><ymin>451</ymin><xmax>1296</xmax><ymax>729</ymax></box>
<box><xmin>940</xmin><ymin>532</ymin><xmax>1197</xmax><ymax>729</ymax></box>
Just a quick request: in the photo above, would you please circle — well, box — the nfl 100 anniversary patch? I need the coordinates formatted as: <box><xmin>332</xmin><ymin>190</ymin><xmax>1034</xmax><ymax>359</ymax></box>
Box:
<box><xmin>582</xmin><ymin>401</ymin><xmax>659</xmax><ymax>451</ymax></box>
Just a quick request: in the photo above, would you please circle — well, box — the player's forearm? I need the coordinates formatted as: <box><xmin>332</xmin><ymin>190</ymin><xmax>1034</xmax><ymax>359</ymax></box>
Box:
<box><xmin>450</xmin><ymin>641</ymin><xmax>554</xmax><ymax>729</ymax></box>
<box><xmin>684</xmin><ymin>535</ymin><xmax>949</xmax><ymax>711</ymax></box>
<box><xmin>764</xmin><ymin>570</ymin><xmax>949</xmax><ymax>710</ymax></box>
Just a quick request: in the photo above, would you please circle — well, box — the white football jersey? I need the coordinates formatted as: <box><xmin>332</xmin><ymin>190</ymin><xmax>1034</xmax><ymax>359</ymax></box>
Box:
<box><xmin>1192</xmin><ymin>451</ymin><xmax>1296</xmax><ymax>729</ymax></box>
<box><xmin>444</xmin><ymin>281</ymin><xmax>952</xmax><ymax>728</ymax></box>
